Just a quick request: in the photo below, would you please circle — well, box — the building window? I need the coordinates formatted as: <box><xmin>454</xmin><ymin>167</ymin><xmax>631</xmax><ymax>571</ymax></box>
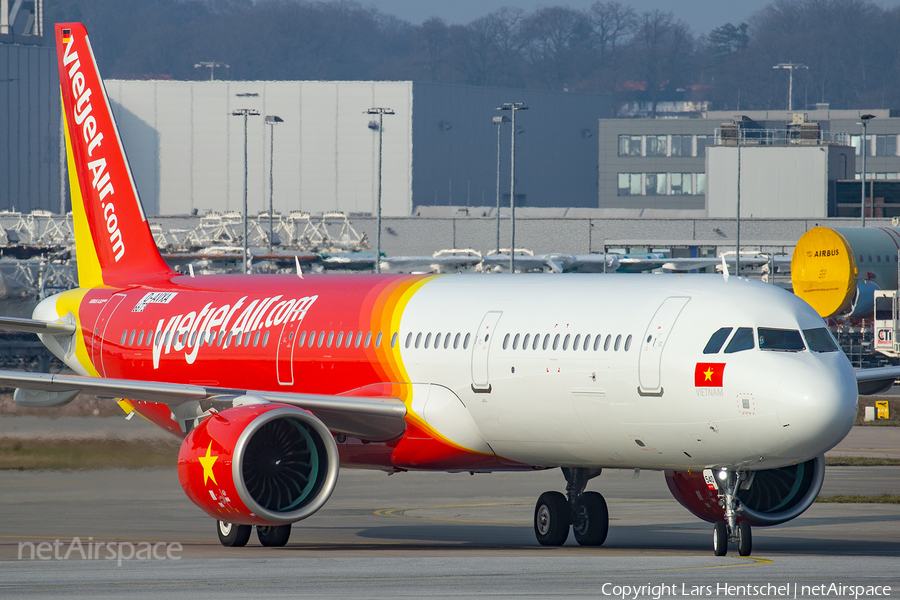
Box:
<box><xmin>646</xmin><ymin>135</ymin><xmax>667</xmax><ymax>157</ymax></box>
<box><xmin>875</xmin><ymin>135</ymin><xmax>898</xmax><ymax>157</ymax></box>
<box><xmin>671</xmin><ymin>173</ymin><xmax>693</xmax><ymax>195</ymax></box>
<box><xmin>696</xmin><ymin>173</ymin><xmax>707</xmax><ymax>195</ymax></box>
<box><xmin>696</xmin><ymin>135</ymin><xmax>709</xmax><ymax>158</ymax></box>
<box><xmin>644</xmin><ymin>173</ymin><xmax>666</xmax><ymax>195</ymax></box>
<box><xmin>671</xmin><ymin>135</ymin><xmax>692</xmax><ymax>157</ymax></box>
<box><xmin>618</xmin><ymin>173</ymin><xmax>642</xmax><ymax>196</ymax></box>
<box><xmin>618</xmin><ymin>135</ymin><xmax>642</xmax><ymax>157</ymax></box>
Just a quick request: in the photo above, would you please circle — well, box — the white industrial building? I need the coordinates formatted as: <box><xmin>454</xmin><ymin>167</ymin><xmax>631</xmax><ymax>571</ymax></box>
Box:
<box><xmin>104</xmin><ymin>80</ymin><xmax>610</xmax><ymax>217</ymax></box>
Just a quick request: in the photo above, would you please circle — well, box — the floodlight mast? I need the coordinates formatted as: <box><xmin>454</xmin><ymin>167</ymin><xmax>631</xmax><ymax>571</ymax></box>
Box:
<box><xmin>497</xmin><ymin>103</ymin><xmax>527</xmax><ymax>273</ymax></box>
<box><xmin>366</xmin><ymin>108</ymin><xmax>395</xmax><ymax>273</ymax></box>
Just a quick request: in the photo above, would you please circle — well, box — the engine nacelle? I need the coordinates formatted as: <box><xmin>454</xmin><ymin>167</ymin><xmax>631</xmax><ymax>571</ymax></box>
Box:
<box><xmin>178</xmin><ymin>402</ymin><xmax>339</xmax><ymax>526</ymax></box>
<box><xmin>665</xmin><ymin>456</ymin><xmax>825</xmax><ymax>526</ymax></box>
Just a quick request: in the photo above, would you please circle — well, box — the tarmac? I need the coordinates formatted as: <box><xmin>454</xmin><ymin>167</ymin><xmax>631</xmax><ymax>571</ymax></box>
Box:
<box><xmin>0</xmin><ymin>417</ymin><xmax>898</xmax><ymax>598</ymax></box>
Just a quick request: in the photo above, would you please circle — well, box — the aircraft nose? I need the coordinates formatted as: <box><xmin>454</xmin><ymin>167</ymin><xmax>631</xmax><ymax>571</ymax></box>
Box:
<box><xmin>775</xmin><ymin>357</ymin><xmax>858</xmax><ymax>460</ymax></box>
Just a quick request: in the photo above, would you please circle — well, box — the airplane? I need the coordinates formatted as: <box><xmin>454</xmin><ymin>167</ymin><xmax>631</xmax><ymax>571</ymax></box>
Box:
<box><xmin>0</xmin><ymin>22</ymin><xmax>890</xmax><ymax>557</ymax></box>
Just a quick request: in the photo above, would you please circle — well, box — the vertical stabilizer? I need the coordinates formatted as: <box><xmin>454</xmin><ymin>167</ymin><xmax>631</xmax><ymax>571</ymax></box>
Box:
<box><xmin>55</xmin><ymin>23</ymin><xmax>174</xmax><ymax>288</ymax></box>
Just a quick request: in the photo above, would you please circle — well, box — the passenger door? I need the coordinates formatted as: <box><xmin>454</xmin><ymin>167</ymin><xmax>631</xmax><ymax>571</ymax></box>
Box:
<box><xmin>470</xmin><ymin>311</ymin><xmax>502</xmax><ymax>392</ymax></box>
<box><xmin>638</xmin><ymin>296</ymin><xmax>690</xmax><ymax>395</ymax></box>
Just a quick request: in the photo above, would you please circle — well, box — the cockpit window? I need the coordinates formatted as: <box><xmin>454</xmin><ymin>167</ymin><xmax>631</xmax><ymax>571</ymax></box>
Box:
<box><xmin>724</xmin><ymin>327</ymin><xmax>754</xmax><ymax>354</ymax></box>
<box><xmin>758</xmin><ymin>328</ymin><xmax>805</xmax><ymax>352</ymax></box>
<box><xmin>703</xmin><ymin>327</ymin><xmax>733</xmax><ymax>354</ymax></box>
<box><xmin>803</xmin><ymin>328</ymin><xmax>839</xmax><ymax>353</ymax></box>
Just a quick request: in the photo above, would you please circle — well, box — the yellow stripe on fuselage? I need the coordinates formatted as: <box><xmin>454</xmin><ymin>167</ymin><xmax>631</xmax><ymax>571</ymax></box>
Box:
<box><xmin>53</xmin><ymin>287</ymin><xmax>100</xmax><ymax>377</ymax></box>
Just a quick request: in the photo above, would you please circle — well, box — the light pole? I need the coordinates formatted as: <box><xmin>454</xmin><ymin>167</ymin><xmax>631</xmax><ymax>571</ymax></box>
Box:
<box><xmin>773</xmin><ymin>63</ymin><xmax>808</xmax><ymax>111</ymax></box>
<box><xmin>232</xmin><ymin>108</ymin><xmax>259</xmax><ymax>274</ymax></box>
<box><xmin>859</xmin><ymin>114</ymin><xmax>875</xmax><ymax>226</ymax></box>
<box><xmin>492</xmin><ymin>115</ymin><xmax>510</xmax><ymax>254</ymax></box>
<box><xmin>497</xmin><ymin>102</ymin><xmax>527</xmax><ymax>273</ymax></box>
<box><xmin>194</xmin><ymin>61</ymin><xmax>229</xmax><ymax>81</ymax></box>
<box><xmin>265</xmin><ymin>115</ymin><xmax>283</xmax><ymax>253</ymax></box>
<box><xmin>366</xmin><ymin>108</ymin><xmax>394</xmax><ymax>273</ymax></box>
<box><xmin>733</xmin><ymin>115</ymin><xmax>748</xmax><ymax>275</ymax></box>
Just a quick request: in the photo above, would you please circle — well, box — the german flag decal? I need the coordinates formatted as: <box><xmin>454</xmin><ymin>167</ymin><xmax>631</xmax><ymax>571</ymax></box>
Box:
<box><xmin>694</xmin><ymin>363</ymin><xmax>725</xmax><ymax>387</ymax></box>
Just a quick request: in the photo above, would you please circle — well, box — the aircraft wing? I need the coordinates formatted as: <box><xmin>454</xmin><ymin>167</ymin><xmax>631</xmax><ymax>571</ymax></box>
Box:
<box><xmin>0</xmin><ymin>370</ymin><xmax>407</xmax><ymax>440</ymax></box>
<box><xmin>854</xmin><ymin>365</ymin><xmax>900</xmax><ymax>395</ymax></box>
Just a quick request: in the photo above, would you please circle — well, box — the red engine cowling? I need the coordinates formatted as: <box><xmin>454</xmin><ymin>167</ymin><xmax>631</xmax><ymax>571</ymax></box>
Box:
<box><xmin>178</xmin><ymin>402</ymin><xmax>339</xmax><ymax>526</ymax></box>
<box><xmin>665</xmin><ymin>455</ymin><xmax>825</xmax><ymax>526</ymax></box>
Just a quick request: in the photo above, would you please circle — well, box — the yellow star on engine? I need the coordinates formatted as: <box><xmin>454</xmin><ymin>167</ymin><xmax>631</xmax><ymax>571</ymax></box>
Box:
<box><xmin>198</xmin><ymin>442</ymin><xmax>218</xmax><ymax>486</ymax></box>
<box><xmin>704</xmin><ymin>367</ymin><xmax>714</xmax><ymax>382</ymax></box>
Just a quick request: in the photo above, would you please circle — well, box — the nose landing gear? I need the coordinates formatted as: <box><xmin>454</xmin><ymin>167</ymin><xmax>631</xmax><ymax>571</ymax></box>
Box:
<box><xmin>533</xmin><ymin>468</ymin><xmax>608</xmax><ymax>547</ymax></box>
<box><xmin>711</xmin><ymin>469</ymin><xmax>753</xmax><ymax>557</ymax></box>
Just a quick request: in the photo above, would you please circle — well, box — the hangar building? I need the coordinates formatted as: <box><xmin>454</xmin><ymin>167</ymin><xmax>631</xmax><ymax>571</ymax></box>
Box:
<box><xmin>104</xmin><ymin>80</ymin><xmax>610</xmax><ymax>217</ymax></box>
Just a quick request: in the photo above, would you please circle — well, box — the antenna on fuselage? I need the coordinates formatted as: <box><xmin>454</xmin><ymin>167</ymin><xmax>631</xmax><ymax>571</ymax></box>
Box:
<box><xmin>721</xmin><ymin>255</ymin><xmax>730</xmax><ymax>283</ymax></box>
<box><xmin>295</xmin><ymin>256</ymin><xmax>303</xmax><ymax>279</ymax></box>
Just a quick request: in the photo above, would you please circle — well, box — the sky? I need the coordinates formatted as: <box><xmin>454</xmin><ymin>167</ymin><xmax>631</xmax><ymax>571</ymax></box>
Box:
<box><xmin>363</xmin><ymin>0</ymin><xmax>893</xmax><ymax>35</ymax></box>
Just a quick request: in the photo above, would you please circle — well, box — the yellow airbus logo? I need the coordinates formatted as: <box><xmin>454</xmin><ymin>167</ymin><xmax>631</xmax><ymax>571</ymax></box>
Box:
<box><xmin>198</xmin><ymin>442</ymin><xmax>218</xmax><ymax>486</ymax></box>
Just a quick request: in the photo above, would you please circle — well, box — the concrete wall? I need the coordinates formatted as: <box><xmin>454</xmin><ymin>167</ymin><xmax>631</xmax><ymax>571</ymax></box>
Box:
<box><xmin>707</xmin><ymin>145</ymin><xmax>853</xmax><ymax>219</ymax></box>
<box><xmin>0</xmin><ymin>43</ymin><xmax>62</xmax><ymax>214</ymax></box>
<box><xmin>104</xmin><ymin>80</ymin><xmax>414</xmax><ymax>217</ymax></box>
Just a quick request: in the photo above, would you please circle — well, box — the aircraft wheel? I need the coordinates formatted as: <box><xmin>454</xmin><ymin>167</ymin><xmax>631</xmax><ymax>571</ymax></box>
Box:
<box><xmin>257</xmin><ymin>524</ymin><xmax>292</xmax><ymax>547</ymax></box>
<box><xmin>713</xmin><ymin>521</ymin><xmax>728</xmax><ymax>556</ymax></box>
<box><xmin>573</xmin><ymin>491</ymin><xmax>609</xmax><ymax>546</ymax></box>
<box><xmin>534</xmin><ymin>491</ymin><xmax>570</xmax><ymax>546</ymax></box>
<box><xmin>737</xmin><ymin>520</ymin><xmax>752</xmax><ymax>556</ymax></box>
<box><xmin>217</xmin><ymin>521</ymin><xmax>252</xmax><ymax>547</ymax></box>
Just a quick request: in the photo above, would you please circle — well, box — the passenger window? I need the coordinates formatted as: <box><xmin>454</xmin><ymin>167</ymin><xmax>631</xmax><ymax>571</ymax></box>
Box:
<box><xmin>346</xmin><ymin>332</ymin><xmax>353</xmax><ymax>348</ymax></box>
<box><xmin>335</xmin><ymin>332</ymin><xmax>343</xmax><ymax>347</ymax></box>
<box><xmin>572</xmin><ymin>334</ymin><xmax>579</xmax><ymax>350</ymax></box>
<box><xmin>464</xmin><ymin>333</ymin><xmax>471</xmax><ymax>349</ymax></box>
<box><xmin>563</xmin><ymin>334</ymin><xmax>570</xmax><ymax>350</ymax></box>
<box><xmin>128</xmin><ymin>330</ymin><xmax>136</xmax><ymax>346</ymax></box>
<box><xmin>425</xmin><ymin>333</ymin><xmax>432</xmax><ymax>349</ymax></box>
<box><xmin>758</xmin><ymin>328</ymin><xmax>805</xmax><ymax>352</ymax></box>
<box><xmin>552</xmin><ymin>334</ymin><xmax>560</xmax><ymax>350</ymax></box>
<box><xmin>120</xmin><ymin>331</ymin><xmax>127</xmax><ymax>345</ymax></box>
<box><xmin>625</xmin><ymin>334</ymin><xmax>632</xmax><ymax>351</ymax></box>
<box><xmin>308</xmin><ymin>331</ymin><xmax>316</xmax><ymax>347</ymax></box>
<box><xmin>703</xmin><ymin>327</ymin><xmax>733</xmax><ymax>354</ymax></box>
<box><xmin>513</xmin><ymin>333</ymin><xmax>520</xmax><ymax>350</ymax></box>
<box><xmin>542</xmin><ymin>334</ymin><xmax>550</xmax><ymax>350</ymax></box>
<box><xmin>363</xmin><ymin>332</ymin><xmax>370</xmax><ymax>348</ymax></box>
<box><xmin>435</xmin><ymin>332</ymin><xmax>442</xmax><ymax>348</ymax></box>
<box><xmin>603</xmin><ymin>335</ymin><xmax>611</xmax><ymax>351</ymax></box>
<box><xmin>614</xmin><ymin>334</ymin><xmax>622</xmax><ymax>351</ymax></box>
<box><xmin>217</xmin><ymin>331</ymin><xmax>225</xmax><ymax>346</ymax></box>
<box><xmin>405</xmin><ymin>333</ymin><xmax>412</xmax><ymax>348</ymax></box>
<box><xmin>443</xmin><ymin>333</ymin><xmax>450</xmax><ymax>349</ymax></box>
<box><xmin>503</xmin><ymin>334</ymin><xmax>510</xmax><ymax>350</ymax></box>
<box><xmin>244</xmin><ymin>331</ymin><xmax>252</xmax><ymax>346</ymax></box>
<box><xmin>263</xmin><ymin>331</ymin><xmax>269</xmax><ymax>346</ymax></box>
<box><xmin>415</xmin><ymin>333</ymin><xmax>422</xmax><ymax>348</ymax></box>
<box><xmin>593</xmin><ymin>335</ymin><xmax>601</xmax><ymax>351</ymax></box>
<box><xmin>318</xmin><ymin>331</ymin><xmax>326</xmax><ymax>347</ymax></box>
<box><xmin>724</xmin><ymin>327</ymin><xmax>754</xmax><ymax>353</ymax></box>
<box><xmin>298</xmin><ymin>331</ymin><xmax>307</xmax><ymax>347</ymax></box>
<box><xmin>454</xmin><ymin>333</ymin><xmax>460</xmax><ymax>349</ymax></box>
<box><xmin>137</xmin><ymin>331</ymin><xmax>145</xmax><ymax>346</ymax></box>
<box><xmin>253</xmin><ymin>331</ymin><xmax>260</xmax><ymax>347</ymax></box>
<box><xmin>584</xmin><ymin>334</ymin><xmax>591</xmax><ymax>351</ymax></box>
<box><xmin>523</xmin><ymin>333</ymin><xmax>530</xmax><ymax>349</ymax></box>
<box><xmin>803</xmin><ymin>328</ymin><xmax>839</xmax><ymax>353</ymax></box>
<box><xmin>532</xmin><ymin>334</ymin><xmax>540</xmax><ymax>350</ymax></box>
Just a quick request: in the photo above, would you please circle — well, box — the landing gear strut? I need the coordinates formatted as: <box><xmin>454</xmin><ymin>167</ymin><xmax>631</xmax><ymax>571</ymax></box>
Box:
<box><xmin>533</xmin><ymin>468</ymin><xmax>608</xmax><ymax>547</ymax></box>
<box><xmin>711</xmin><ymin>469</ymin><xmax>752</xmax><ymax>557</ymax></box>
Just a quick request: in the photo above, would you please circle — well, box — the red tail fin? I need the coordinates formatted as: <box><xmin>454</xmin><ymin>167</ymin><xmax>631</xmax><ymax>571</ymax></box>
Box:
<box><xmin>56</xmin><ymin>23</ymin><xmax>174</xmax><ymax>288</ymax></box>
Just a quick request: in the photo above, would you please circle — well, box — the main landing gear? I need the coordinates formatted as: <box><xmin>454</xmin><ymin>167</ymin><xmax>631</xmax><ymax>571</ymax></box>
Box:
<box><xmin>217</xmin><ymin>521</ymin><xmax>292</xmax><ymax>547</ymax></box>
<box><xmin>711</xmin><ymin>469</ymin><xmax>752</xmax><ymax>557</ymax></box>
<box><xmin>534</xmin><ymin>468</ymin><xmax>608</xmax><ymax>547</ymax></box>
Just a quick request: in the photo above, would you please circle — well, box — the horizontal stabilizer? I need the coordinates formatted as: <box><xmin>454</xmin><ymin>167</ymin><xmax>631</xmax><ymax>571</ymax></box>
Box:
<box><xmin>0</xmin><ymin>316</ymin><xmax>76</xmax><ymax>336</ymax></box>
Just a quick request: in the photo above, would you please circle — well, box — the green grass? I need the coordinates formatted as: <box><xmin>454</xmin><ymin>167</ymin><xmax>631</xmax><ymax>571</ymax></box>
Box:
<box><xmin>0</xmin><ymin>438</ymin><xmax>179</xmax><ymax>470</ymax></box>
<box><xmin>825</xmin><ymin>456</ymin><xmax>900</xmax><ymax>466</ymax></box>
<box><xmin>816</xmin><ymin>494</ymin><xmax>900</xmax><ymax>504</ymax></box>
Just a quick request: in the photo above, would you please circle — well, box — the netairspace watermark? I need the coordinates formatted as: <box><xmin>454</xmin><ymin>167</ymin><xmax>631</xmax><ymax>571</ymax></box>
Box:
<box><xmin>598</xmin><ymin>583</ymin><xmax>892</xmax><ymax>600</ymax></box>
<box><xmin>18</xmin><ymin>537</ymin><xmax>182</xmax><ymax>567</ymax></box>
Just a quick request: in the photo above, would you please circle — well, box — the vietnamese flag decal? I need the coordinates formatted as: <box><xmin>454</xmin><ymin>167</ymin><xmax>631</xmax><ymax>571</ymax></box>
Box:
<box><xmin>694</xmin><ymin>363</ymin><xmax>725</xmax><ymax>387</ymax></box>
